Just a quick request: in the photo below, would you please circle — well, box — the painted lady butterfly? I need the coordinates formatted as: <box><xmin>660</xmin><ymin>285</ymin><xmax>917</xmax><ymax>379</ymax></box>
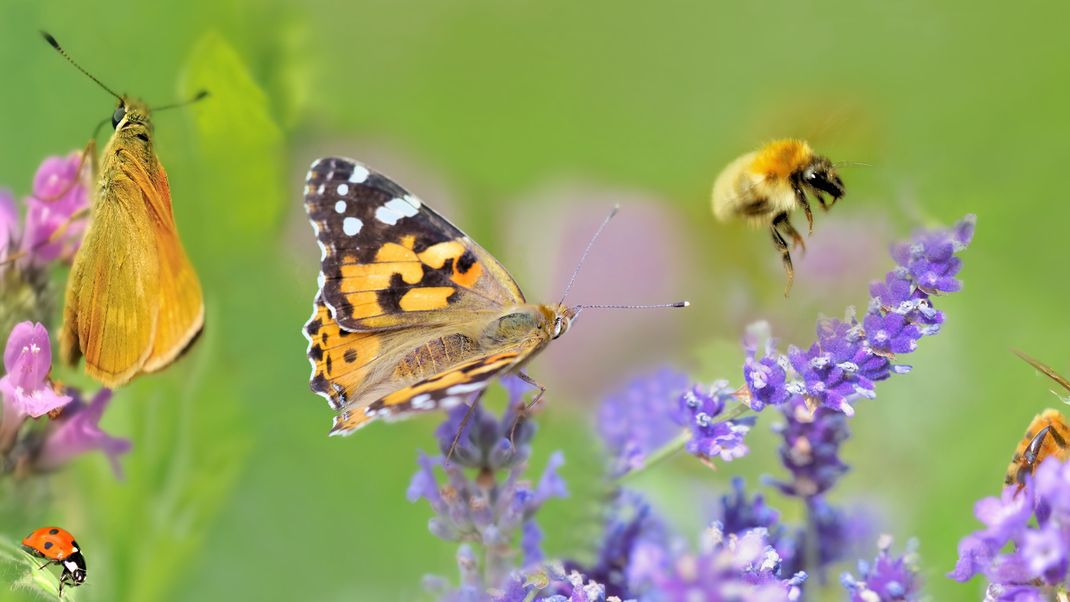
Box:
<box><xmin>302</xmin><ymin>157</ymin><xmax>579</xmax><ymax>435</ymax></box>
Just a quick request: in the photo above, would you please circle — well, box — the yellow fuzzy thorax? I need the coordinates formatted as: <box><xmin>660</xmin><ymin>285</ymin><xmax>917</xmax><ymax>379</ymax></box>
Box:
<box><xmin>749</xmin><ymin>139</ymin><xmax>814</xmax><ymax>181</ymax></box>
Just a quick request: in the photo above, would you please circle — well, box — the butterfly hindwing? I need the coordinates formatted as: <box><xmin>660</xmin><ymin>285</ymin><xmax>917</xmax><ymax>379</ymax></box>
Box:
<box><xmin>330</xmin><ymin>347</ymin><xmax>529</xmax><ymax>435</ymax></box>
<box><xmin>304</xmin><ymin>157</ymin><xmax>525</xmax><ymax>332</ymax></box>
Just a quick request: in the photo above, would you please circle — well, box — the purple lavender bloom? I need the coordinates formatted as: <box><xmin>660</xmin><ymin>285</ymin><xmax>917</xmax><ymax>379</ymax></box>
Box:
<box><xmin>494</xmin><ymin>565</ymin><xmax>620</xmax><ymax>602</ymax></box>
<box><xmin>564</xmin><ymin>490</ymin><xmax>667</xmax><ymax>600</ymax></box>
<box><xmin>436</xmin><ymin>377</ymin><xmax>534</xmax><ymax>471</ymax></box>
<box><xmin>742</xmin><ymin>215</ymin><xmax>974</xmax><ymax>418</ymax></box>
<box><xmin>950</xmin><ymin>457</ymin><xmax>1070</xmax><ymax>596</ymax></box>
<box><xmin>719</xmin><ymin>477</ymin><xmax>802</xmax><ymax>576</ymax></box>
<box><xmin>841</xmin><ymin>536</ymin><xmax>922</xmax><ymax>601</ymax></box>
<box><xmin>768</xmin><ymin>399</ymin><xmax>850</xmax><ymax>499</ymax></box>
<box><xmin>21</xmin><ymin>151</ymin><xmax>88</xmax><ymax>264</ymax></box>
<box><xmin>596</xmin><ymin>369</ymin><xmax>689</xmax><ymax>476</ymax></box>
<box><xmin>0</xmin><ymin>321</ymin><xmax>71</xmax><ymax>419</ymax></box>
<box><xmin>631</xmin><ymin>524</ymin><xmax>807</xmax><ymax>602</ymax></box>
<box><xmin>412</xmin><ymin>391</ymin><xmax>568</xmax><ymax>597</ymax></box>
<box><xmin>35</xmin><ymin>388</ymin><xmax>131</xmax><ymax>479</ymax></box>
<box><xmin>675</xmin><ymin>384</ymin><xmax>754</xmax><ymax>463</ymax></box>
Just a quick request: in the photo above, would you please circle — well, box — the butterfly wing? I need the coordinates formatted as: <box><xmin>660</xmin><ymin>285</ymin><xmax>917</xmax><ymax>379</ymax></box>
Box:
<box><xmin>141</xmin><ymin>165</ymin><xmax>205</xmax><ymax>372</ymax></box>
<box><xmin>60</xmin><ymin>173</ymin><xmax>160</xmax><ymax>387</ymax></box>
<box><xmin>304</xmin><ymin>157</ymin><xmax>525</xmax><ymax>331</ymax></box>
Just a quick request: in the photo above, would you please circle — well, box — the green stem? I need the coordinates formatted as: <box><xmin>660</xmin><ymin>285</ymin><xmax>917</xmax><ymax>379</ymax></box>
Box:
<box><xmin>616</xmin><ymin>400</ymin><xmax>755</xmax><ymax>482</ymax></box>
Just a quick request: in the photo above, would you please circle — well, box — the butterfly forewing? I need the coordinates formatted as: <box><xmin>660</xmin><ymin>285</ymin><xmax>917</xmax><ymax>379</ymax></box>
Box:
<box><xmin>304</xmin><ymin>157</ymin><xmax>525</xmax><ymax>332</ymax></box>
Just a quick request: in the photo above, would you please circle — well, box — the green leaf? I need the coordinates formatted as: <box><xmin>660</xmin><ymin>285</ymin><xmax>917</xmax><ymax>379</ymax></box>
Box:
<box><xmin>177</xmin><ymin>31</ymin><xmax>285</xmax><ymax>253</ymax></box>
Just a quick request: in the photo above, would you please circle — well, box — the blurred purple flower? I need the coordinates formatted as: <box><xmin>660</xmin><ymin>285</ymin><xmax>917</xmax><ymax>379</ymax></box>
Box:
<box><xmin>495</xmin><ymin>565</ymin><xmax>620</xmax><ymax>602</ymax></box>
<box><xmin>631</xmin><ymin>524</ymin><xmax>807</xmax><ymax>602</ymax></box>
<box><xmin>413</xmin><ymin>388</ymin><xmax>568</xmax><ymax>597</ymax></box>
<box><xmin>675</xmin><ymin>384</ymin><xmax>754</xmax><ymax>463</ymax></box>
<box><xmin>950</xmin><ymin>457</ymin><xmax>1070</xmax><ymax>596</ymax></box>
<box><xmin>768</xmin><ymin>399</ymin><xmax>850</xmax><ymax>499</ymax></box>
<box><xmin>0</xmin><ymin>189</ymin><xmax>17</xmax><ymax>257</ymax></box>
<box><xmin>841</xmin><ymin>535</ymin><xmax>921</xmax><ymax>601</ymax></box>
<box><xmin>0</xmin><ymin>321</ymin><xmax>71</xmax><ymax>419</ymax></box>
<box><xmin>21</xmin><ymin>151</ymin><xmax>88</xmax><ymax>264</ymax></box>
<box><xmin>35</xmin><ymin>388</ymin><xmax>131</xmax><ymax>479</ymax></box>
<box><xmin>596</xmin><ymin>369</ymin><xmax>689</xmax><ymax>476</ymax></box>
<box><xmin>719</xmin><ymin>477</ymin><xmax>802</xmax><ymax>577</ymax></box>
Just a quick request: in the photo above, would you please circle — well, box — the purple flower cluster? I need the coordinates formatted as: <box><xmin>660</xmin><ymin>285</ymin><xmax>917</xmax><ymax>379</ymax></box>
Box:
<box><xmin>950</xmin><ymin>457</ymin><xmax>1070</xmax><ymax>600</ymax></box>
<box><xmin>841</xmin><ymin>536</ymin><xmax>922</xmax><ymax>601</ymax></box>
<box><xmin>0</xmin><ymin>151</ymin><xmax>88</xmax><ymax>267</ymax></box>
<box><xmin>410</xmin><ymin>387</ymin><xmax>568</xmax><ymax>597</ymax></box>
<box><xmin>0</xmin><ymin>321</ymin><xmax>130</xmax><ymax>478</ymax></box>
<box><xmin>743</xmin><ymin>215</ymin><xmax>975</xmax><ymax>417</ymax></box>
<box><xmin>596</xmin><ymin>371</ymin><xmax>755</xmax><ymax>474</ymax></box>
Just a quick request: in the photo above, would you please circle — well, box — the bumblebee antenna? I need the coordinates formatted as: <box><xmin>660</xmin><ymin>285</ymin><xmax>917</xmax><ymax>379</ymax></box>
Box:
<box><xmin>151</xmin><ymin>90</ymin><xmax>210</xmax><ymax>112</ymax></box>
<box><xmin>41</xmin><ymin>31</ymin><xmax>121</xmax><ymax>100</ymax></box>
<box><xmin>559</xmin><ymin>204</ymin><xmax>619</xmax><ymax>306</ymax></box>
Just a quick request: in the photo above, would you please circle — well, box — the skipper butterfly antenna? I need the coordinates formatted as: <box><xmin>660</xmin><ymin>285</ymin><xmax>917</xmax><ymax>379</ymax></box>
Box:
<box><xmin>41</xmin><ymin>31</ymin><xmax>121</xmax><ymax>100</ymax></box>
<box><xmin>151</xmin><ymin>90</ymin><xmax>210</xmax><ymax>113</ymax></box>
<box><xmin>558</xmin><ymin>204</ymin><xmax>619</xmax><ymax>306</ymax></box>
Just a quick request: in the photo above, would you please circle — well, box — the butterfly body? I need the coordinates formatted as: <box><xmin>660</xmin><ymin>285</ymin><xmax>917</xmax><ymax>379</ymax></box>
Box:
<box><xmin>303</xmin><ymin>158</ymin><xmax>574</xmax><ymax>435</ymax></box>
<box><xmin>60</xmin><ymin>97</ymin><xmax>204</xmax><ymax>387</ymax></box>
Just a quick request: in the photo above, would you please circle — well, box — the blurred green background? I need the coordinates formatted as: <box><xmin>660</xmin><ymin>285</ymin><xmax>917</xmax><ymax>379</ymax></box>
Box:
<box><xmin>1</xmin><ymin>1</ymin><xmax>1068</xmax><ymax>600</ymax></box>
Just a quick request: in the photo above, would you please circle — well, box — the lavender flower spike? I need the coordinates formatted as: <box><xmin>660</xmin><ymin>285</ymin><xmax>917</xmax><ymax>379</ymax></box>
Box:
<box><xmin>0</xmin><ymin>321</ymin><xmax>71</xmax><ymax>419</ymax></box>
<box><xmin>596</xmin><ymin>369</ymin><xmax>689</xmax><ymax>476</ymax></box>
<box><xmin>841</xmin><ymin>535</ymin><xmax>922</xmax><ymax>602</ymax></box>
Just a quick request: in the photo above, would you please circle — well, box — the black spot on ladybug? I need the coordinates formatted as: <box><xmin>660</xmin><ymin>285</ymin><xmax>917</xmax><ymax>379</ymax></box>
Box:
<box><xmin>310</xmin><ymin>345</ymin><xmax>324</xmax><ymax>362</ymax></box>
<box><xmin>44</xmin><ymin>542</ymin><xmax>53</xmax><ymax>550</ymax></box>
<box><xmin>344</xmin><ymin>349</ymin><xmax>357</xmax><ymax>363</ymax></box>
<box><xmin>456</xmin><ymin>250</ymin><xmax>477</xmax><ymax>274</ymax></box>
<box><xmin>48</xmin><ymin>529</ymin><xmax>59</xmax><ymax>535</ymax></box>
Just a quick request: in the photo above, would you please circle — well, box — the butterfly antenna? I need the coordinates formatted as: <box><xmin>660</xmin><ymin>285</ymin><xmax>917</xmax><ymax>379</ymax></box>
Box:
<box><xmin>41</xmin><ymin>31</ymin><xmax>121</xmax><ymax>100</ymax></box>
<box><xmin>151</xmin><ymin>90</ymin><xmax>210</xmax><ymax>113</ymax></box>
<box><xmin>558</xmin><ymin>204</ymin><xmax>619</xmax><ymax>306</ymax></box>
<box><xmin>832</xmin><ymin>160</ymin><xmax>872</xmax><ymax>168</ymax></box>
<box><xmin>571</xmin><ymin>301</ymin><xmax>689</xmax><ymax>319</ymax></box>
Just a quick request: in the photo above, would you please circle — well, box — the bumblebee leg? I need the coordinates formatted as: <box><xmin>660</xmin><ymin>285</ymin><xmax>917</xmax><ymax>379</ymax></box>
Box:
<box><xmin>770</xmin><ymin>214</ymin><xmax>794</xmax><ymax>297</ymax></box>
<box><xmin>793</xmin><ymin>186</ymin><xmax>814</xmax><ymax>234</ymax></box>
<box><xmin>779</xmin><ymin>216</ymin><xmax>806</xmax><ymax>254</ymax></box>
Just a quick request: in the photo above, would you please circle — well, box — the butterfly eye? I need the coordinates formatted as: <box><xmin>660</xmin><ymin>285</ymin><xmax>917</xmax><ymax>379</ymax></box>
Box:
<box><xmin>111</xmin><ymin>105</ymin><xmax>126</xmax><ymax>129</ymax></box>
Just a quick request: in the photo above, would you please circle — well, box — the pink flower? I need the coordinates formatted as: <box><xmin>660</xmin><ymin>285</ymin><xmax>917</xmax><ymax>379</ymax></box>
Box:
<box><xmin>0</xmin><ymin>321</ymin><xmax>71</xmax><ymax>418</ymax></box>
<box><xmin>21</xmin><ymin>151</ymin><xmax>88</xmax><ymax>264</ymax></box>
<box><xmin>0</xmin><ymin>189</ymin><xmax>16</xmax><ymax>255</ymax></box>
<box><xmin>36</xmin><ymin>388</ymin><xmax>131</xmax><ymax>479</ymax></box>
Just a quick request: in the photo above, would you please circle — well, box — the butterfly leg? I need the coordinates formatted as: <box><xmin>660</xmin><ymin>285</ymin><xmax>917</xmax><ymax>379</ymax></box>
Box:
<box><xmin>445</xmin><ymin>394</ymin><xmax>484</xmax><ymax>463</ymax></box>
<box><xmin>770</xmin><ymin>214</ymin><xmax>795</xmax><ymax>297</ymax></box>
<box><xmin>509</xmin><ymin>371</ymin><xmax>547</xmax><ymax>443</ymax></box>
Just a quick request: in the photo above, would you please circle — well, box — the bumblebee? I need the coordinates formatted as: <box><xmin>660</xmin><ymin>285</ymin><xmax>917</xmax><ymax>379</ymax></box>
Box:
<box><xmin>1005</xmin><ymin>350</ymin><xmax>1070</xmax><ymax>488</ymax></box>
<box><xmin>711</xmin><ymin>139</ymin><xmax>845</xmax><ymax>295</ymax></box>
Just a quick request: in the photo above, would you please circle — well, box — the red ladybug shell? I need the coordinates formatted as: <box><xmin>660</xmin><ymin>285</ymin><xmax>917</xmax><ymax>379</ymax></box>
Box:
<box><xmin>22</xmin><ymin>527</ymin><xmax>79</xmax><ymax>561</ymax></box>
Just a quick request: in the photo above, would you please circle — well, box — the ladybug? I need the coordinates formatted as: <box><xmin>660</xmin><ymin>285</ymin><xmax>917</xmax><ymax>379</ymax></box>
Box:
<box><xmin>21</xmin><ymin>527</ymin><xmax>87</xmax><ymax>595</ymax></box>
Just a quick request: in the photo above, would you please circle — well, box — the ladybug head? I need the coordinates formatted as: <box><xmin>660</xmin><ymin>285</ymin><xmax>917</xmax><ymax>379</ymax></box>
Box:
<box><xmin>62</xmin><ymin>551</ymin><xmax>87</xmax><ymax>587</ymax></box>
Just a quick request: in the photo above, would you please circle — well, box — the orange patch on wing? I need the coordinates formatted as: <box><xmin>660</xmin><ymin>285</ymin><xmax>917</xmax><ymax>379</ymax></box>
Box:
<box><xmin>331</xmin><ymin>409</ymin><xmax>374</xmax><ymax>434</ymax></box>
<box><xmin>375</xmin><ymin>242</ymin><xmax>419</xmax><ymax>264</ymax></box>
<box><xmin>418</xmin><ymin>241</ymin><xmax>466</xmax><ymax>269</ymax></box>
<box><xmin>339</xmin><ymin>261</ymin><xmax>422</xmax><ymax>290</ymax></box>
<box><xmin>343</xmin><ymin>291</ymin><xmax>385</xmax><ymax>319</ymax></box>
<box><xmin>382</xmin><ymin>370</ymin><xmax>469</xmax><ymax>406</ymax></box>
<box><xmin>451</xmin><ymin>259</ymin><xmax>483</xmax><ymax>288</ymax></box>
<box><xmin>750</xmin><ymin>139</ymin><xmax>812</xmax><ymax>180</ymax></box>
<box><xmin>399</xmin><ymin>287</ymin><xmax>455</xmax><ymax>311</ymax></box>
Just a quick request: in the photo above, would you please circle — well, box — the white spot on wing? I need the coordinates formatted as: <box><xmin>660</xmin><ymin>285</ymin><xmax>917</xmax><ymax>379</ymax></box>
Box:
<box><xmin>316</xmin><ymin>184</ymin><xmax>325</xmax><ymax>195</ymax></box>
<box><xmin>349</xmin><ymin>165</ymin><xmax>370</xmax><ymax>183</ymax></box>
<box><xmin>411</xmin><ymin>393</ymin><xmax>434</xmax><ymax>410</ymax></box>
<box><xmin>405</xmin><ymin>194</ymin><xmax>422</xmax><ymax>208</ymax></box>
<box><xmin>343</xmin><ymin>217</ymin><xmax>364</xmax><ymax>236</ymax></box>
<box><xmin>334</xmin><ymin>200</ymin><xmax>346</xmax><ymax>213</ymax></box>
<box><xmin>337</xmin><ymin>183</ymin><xmax>349</xmax><ymax>196</ymax></box>
<box><xmin>375</xmin><ymin>197</ymin><xmax>420</xmax><ymax>225</ymax></box>
<box><xmin>447</xmin><ymin>382</ymin><xmax>486</xmax><ymax>395</ymax></box>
